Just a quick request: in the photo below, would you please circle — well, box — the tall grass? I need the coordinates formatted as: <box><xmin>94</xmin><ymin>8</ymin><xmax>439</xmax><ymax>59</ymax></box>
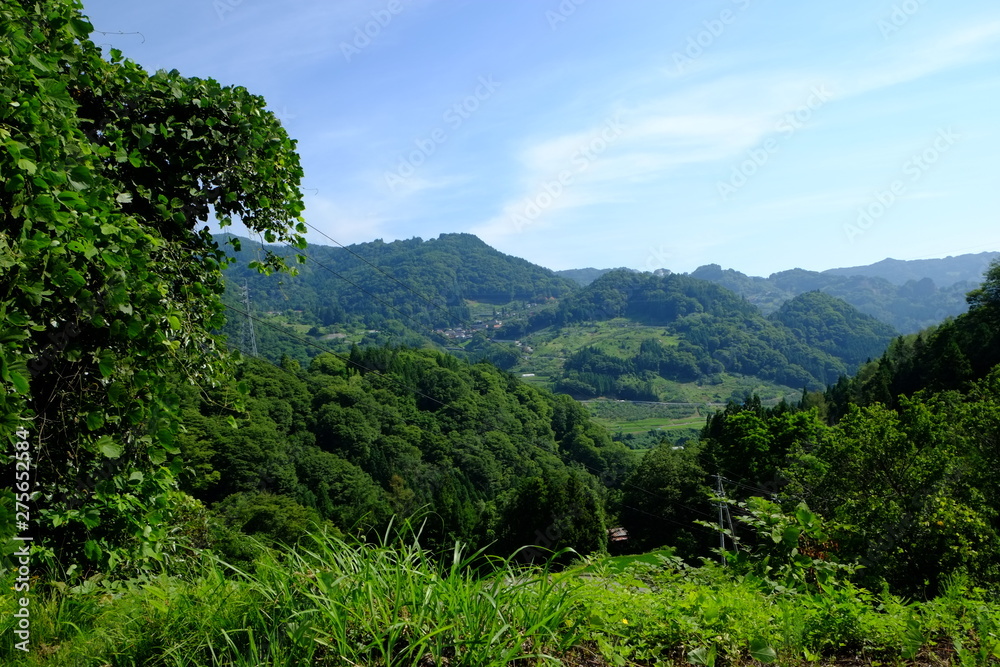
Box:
<box><xmin>6</xmin><ymin>532</ymin><xmax>1000</xmax><ymax>665</ymax></box>
<box><xmin>0</xmin><ymin>528</ymin><xmax>585</xmax><ymax>666</ymax></box>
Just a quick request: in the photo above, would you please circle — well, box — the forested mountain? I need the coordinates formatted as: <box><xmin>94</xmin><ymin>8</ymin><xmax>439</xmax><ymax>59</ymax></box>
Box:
<box><xmin>690</xmin><ymin>259</ymin><xmax>982</xmax><ymax>333</ymax></box>
<box><xmin>221</xmin><ymin>232</ymin><xmax>575</xmax><ymax>327</ymax></box>
<box><xmin>824</xmin><ymin>261</ymin><xmax>1000</xmax><ymax>417</ymax></box>
<box><xmin>694</xmin><ymin>261</ymin><xmax>1000</xmax><ymax>594</ymax></box>
<box><xmin>768</xmin><ymin>291</ymin><xmax>898</xmax><ymax>369</ymax></box>
<box><xmin>222</xmin><ymin>233</ymin><xmax>987</xmax><ymax>374</ymax></box>
<box><xmin>502</xmin><ymin>270</ymin><xmax>897</xmax><ymax>400</ymax></box>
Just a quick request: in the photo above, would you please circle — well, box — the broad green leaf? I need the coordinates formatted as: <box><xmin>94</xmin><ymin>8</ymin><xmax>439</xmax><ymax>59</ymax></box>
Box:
<box><xmin>84</xmin><ymin>539</ymin><xmax>102</xmax><ymax>562</ymax></box>
<box><xmin>6</xmin><ymin>312</ymin><xmax>28</xmax><ymax>327</ymax></box>
<box><xmin>64</xmin><ymin>268</ymin><xmax>86</xmax><ymax>290</ymax></box>
<box><xmin>781</xmin><ymin>525</ymin><xmax>801</xmax><ymax>547</ymax></box>
<box><xmin>750</xmin><ymin>639</ymin><xmax>777</xmax><ymax>664</ymax></box>
<box><xmin>28</xmin><ymin>54</ymin><xmax>52</xmax><ymax>72</ymax></box>
<box><xmin>688</xmin><ymin>645</ymin><xmax>716</xmax><ymax>667</ymax></box>
<box><xmin>148</xmin><ymin>447</ymin><xmax>167</xmax><ymax>465</ymax></box>
<box><xmin>795</xmin><ymin>505</ymin><xmax>817</xmax><ymax>527</ymax></box>
<box><xmin>10</xmin><ymin>372</ymin><xmax>29</xmax><ymax>394</ymax></box>
<box><xmin>86</xmin><ymin>411</ymin><xmax>105</xmax><ymax>430</ymax></box>
<box><xmin>96</xmin><ymin>436</ymin><xmax>123</xmax><ymax>459</ymax></box>
<box><xmin>69</xmin><ymin>18</ymin><xmax>93</xmax><ymax>38</ymax></box>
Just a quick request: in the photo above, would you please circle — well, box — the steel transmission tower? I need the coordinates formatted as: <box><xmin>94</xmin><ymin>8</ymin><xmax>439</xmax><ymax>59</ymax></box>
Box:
<box><xmin>241</xmin><ymin>279</ymin><xmax>258</xmax><ymax>358</ymax></box>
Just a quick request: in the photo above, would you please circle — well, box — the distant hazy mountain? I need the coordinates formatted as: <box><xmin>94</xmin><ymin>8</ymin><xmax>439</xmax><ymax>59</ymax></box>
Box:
<box><xmin>687</xmin><ymin>252</ymin><xmax>997</xmax><ymax>334</ymax></box>
<box><xmin>822</xmin><ymin>252</ymin><xmax>998</xmax><ymax>287</ymax></box>
<box><xmin>555</xmin><ymin>268</ymin><xmax>615</xmax><ymax>286</ymax></box>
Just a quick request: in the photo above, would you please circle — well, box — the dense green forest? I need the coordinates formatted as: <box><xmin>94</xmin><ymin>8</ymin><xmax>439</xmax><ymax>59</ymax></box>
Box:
<box><xmin>5</xmin><ymin>2</ymin><xmax>1000</xmax><ymax>664</ymax></box>
<box><xmin>219</xmin><ymin>231</ymin><xmax>574</xmax><ymax>328</ymax></box>
<box><xmin>175</xmin><ymin>347</ymin><xmax>629</xmax><ymax>562</ymax></box>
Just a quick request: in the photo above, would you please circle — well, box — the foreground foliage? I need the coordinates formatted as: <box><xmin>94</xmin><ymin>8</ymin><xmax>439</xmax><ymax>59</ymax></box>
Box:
<box><xmin>2</xmin><ymin>530</ymin><xmax>999</xmax><ymax>666</ymax></box>
<box><xmin>1</xmin><ymin>0</ymin><xmax>305</xmax><ymax>573</ymax></box>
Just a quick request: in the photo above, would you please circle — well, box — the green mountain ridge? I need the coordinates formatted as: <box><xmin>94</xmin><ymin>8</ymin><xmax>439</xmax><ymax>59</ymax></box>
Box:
<box><xmin>556</xmin><ymin>255</ymin><xmax>993</xmax><ymax>335</ymax></box>
<box><xmin>507</xmin><ymin>270</ymin><xmax>897</xmax><ymax>401</ymax></box>
<box><xmin>220</xmin><ymin>235</ymin><xmax>903</xmax><ymax>403</ymax></box>
<box><xmin>220</xmin><ymin>232</ymin><xmax>575</xmax><ymax>322</ymax></box>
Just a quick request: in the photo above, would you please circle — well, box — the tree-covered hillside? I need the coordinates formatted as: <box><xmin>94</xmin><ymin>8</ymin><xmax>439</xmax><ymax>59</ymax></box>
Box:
<box><xmin>221</xmin><ymin>232</ymin><xmax>575</xmax><ymax>328</ymax></box>
<box><xmin>693</xmin><ymin>260</ymin><xmax>1000</xmax><ymax>595</ymax></box>
<box><xmin>825</xmin><ymin>258</ymin><xmax>1000</xmax><ymax>417</ymax></box>
<box><xmin>768</xmin><ymin>290</ymin><xmax>898</xmax><ymax>369</ymax></box>
<box><xmin>176</xmin><ymin>347</ymin><xmax>631</xmax><ymax>561</ymax></box>
<box><xmin>9</xmin><ymin>2</ymin><xmax>1000</xmax><ymax>664</ymax></box>
<box><xmin>501</xmin><ymin>270</ymin><xmax>897</xmax><ymax>399</ymax></box>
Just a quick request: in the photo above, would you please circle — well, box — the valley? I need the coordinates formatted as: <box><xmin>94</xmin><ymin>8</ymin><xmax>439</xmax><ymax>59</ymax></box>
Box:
<box><xmin>7</xmin><ymin>6</ymin><xmax>1000</xmax><ymax>662</ymax></box>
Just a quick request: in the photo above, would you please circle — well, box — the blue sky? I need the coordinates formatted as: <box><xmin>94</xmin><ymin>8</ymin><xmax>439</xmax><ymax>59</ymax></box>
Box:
<box><xmin>82</xmin><ymin>0</ymin><xmax>1000</xmax><ymax>277</ymax></box>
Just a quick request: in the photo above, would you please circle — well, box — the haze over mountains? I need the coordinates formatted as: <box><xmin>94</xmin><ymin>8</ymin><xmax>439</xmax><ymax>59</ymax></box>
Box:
<box><xmin>558</xmin><ymin>251</ymin><xmax>997</xmax><ymax>334</ymax></box>
<box><xmin>220</xmin><ymin>233</ymin><xmax>994</xmax><ymax>403</ymax></box>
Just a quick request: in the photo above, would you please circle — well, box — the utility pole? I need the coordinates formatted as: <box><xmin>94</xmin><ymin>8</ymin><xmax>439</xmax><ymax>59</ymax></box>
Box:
<box><xmin>241</xmin><ymin>279</ymin><xmax>258</xmax><ymax>358</ymax></box>
<box><xmin>716</xmin><ymin>473</ymin><xmax>725</xmax><ymax>564</ymax></box>
<box><xmin>724</xmin><ymin>491</ymin><xmax>736</xmax><ymax>553</ymax></box>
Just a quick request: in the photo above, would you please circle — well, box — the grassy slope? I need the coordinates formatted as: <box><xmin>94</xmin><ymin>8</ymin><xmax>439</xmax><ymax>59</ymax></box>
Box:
<box><xmin>6</xmin><ymin>535</ymin><xmax>997</xmax><ymax>666</ymax></box>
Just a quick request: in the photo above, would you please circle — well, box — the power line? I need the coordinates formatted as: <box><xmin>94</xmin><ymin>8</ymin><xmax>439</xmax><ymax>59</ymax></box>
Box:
<box><xmin>282</xmin><ymin>243</ymin><xmax>449</xmax><ymax>342</ymax></box>
<box><xmin>224</xmin><ymin>303</ymin><xmax>452</xmax><ymax>413</ymax></box>
<box><xmin>233</xmin><ymin>226</ymin><xmax>531</xmax><ymax>360</ymax></box>
<box><xmin>302</xmin><ymin>221</ymin><xmax>453</xmax><ymax>319</ymax></box>
<box><xmin>574</xmin><ymin>459</ymin><xmax>715</xmax><ymax>521</ymax></box>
